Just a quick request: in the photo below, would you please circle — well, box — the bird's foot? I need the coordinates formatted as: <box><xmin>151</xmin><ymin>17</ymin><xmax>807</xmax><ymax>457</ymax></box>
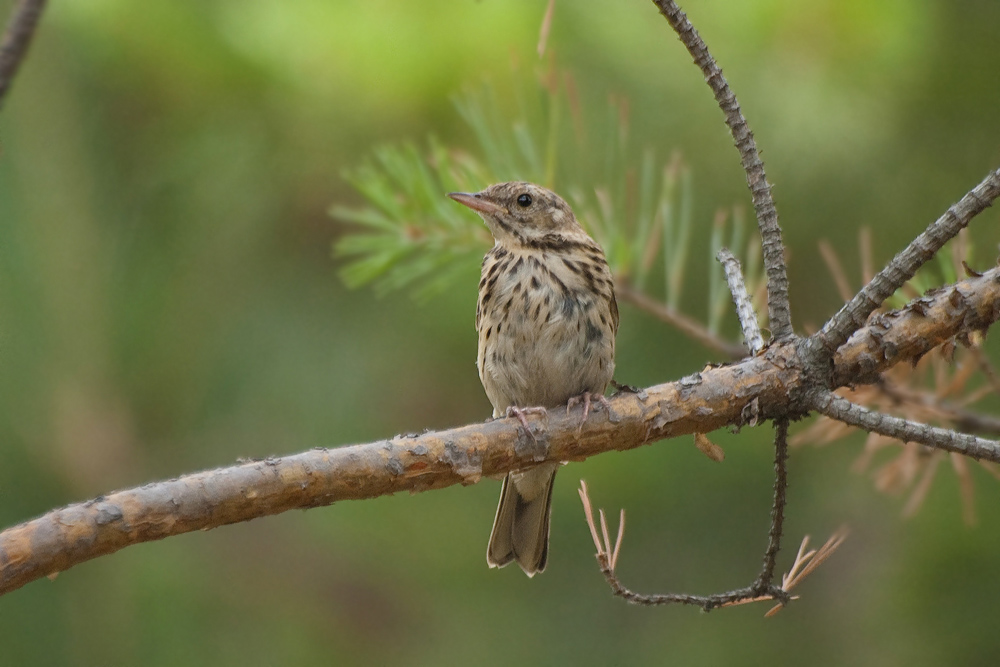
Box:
<box><xmin>505</xmin><ymin>405</ymin><xmax>548</xmax><ymax>442</ymax></box>
<box><xmin>566</xmin><ymin>392</ymin><xmax>614</xmax><ymax>432</ymax></box>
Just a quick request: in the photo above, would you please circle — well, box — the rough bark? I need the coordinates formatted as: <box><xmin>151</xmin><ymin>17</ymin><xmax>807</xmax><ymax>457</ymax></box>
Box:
<box><xmin>2</xmin><ymin>266</ymin><xmax>998</xmax><ymax>597</ymax></box>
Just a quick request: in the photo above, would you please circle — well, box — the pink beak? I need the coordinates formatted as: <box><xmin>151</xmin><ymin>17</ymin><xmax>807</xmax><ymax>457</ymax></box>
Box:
<box><xmin>448</xmin><ymin>191</ymin><xmax>506</xmax><ymax>216</ymax></box>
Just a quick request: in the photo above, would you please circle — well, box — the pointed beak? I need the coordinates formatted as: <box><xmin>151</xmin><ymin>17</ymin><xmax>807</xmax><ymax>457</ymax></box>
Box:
<box><xmin>448</xmin><ymin>191</ymin><xmax>506</xmax><ymax>216</ymax></box>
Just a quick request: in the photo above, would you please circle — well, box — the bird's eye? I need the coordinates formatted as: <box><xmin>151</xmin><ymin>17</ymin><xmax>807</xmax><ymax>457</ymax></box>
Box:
<box><xmin>516</xmin><ymin>193</ymin><xmax>532</xmax><ymax>207</ymax></box>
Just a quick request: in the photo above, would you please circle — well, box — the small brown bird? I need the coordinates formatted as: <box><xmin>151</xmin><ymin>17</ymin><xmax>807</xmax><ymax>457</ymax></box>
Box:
<box><xmin>449</xmin><ymin>182</ymin><xmax>619</xmax><ymax>576</ymax></box>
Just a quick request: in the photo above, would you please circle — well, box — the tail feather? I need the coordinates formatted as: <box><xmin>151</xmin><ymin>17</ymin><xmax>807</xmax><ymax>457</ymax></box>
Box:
<box><xmin>487</xmin><ymin>465</ymin><xmax>557</xmax><ymax>577</ymax></box>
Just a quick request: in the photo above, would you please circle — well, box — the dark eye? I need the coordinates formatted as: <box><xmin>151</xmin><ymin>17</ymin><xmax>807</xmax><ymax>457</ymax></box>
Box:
<box><xmin>516</xmin><ymin>193</ymin><xmax>532</xmax><ymax>207</ymax></box>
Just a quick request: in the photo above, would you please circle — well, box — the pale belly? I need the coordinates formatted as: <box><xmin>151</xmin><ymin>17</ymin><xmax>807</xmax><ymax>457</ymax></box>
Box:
<box><xmin>478</xmin><ymin>290</ymin><xmax>615</xmax><ymax>411</ymax></box>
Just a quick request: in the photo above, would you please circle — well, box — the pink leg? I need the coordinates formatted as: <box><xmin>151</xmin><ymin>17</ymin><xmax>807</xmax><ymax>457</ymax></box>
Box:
<box><xmin>566</xmin><ymin>392</ymin><xmax>616</xmax><ymax>431</ymax></box>
<box><xmin>505</xmin><ymin>405</ymin><xmax>548</xmax><ymax>441</ymax></box>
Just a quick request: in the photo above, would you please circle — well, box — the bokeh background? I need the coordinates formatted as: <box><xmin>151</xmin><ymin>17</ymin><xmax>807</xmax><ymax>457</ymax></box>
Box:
<box><xmin>2</xmin><ymin>0</ymin><xmax>1000</xmax><ymax>665</ymax></box>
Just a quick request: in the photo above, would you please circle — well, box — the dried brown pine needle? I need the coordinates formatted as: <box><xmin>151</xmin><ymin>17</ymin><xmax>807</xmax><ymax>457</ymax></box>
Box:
<box><xmin>818</xmin><ymin>239</ymin><xmax>854</xmax><ymax>302</ymax></box>
<box><xmin>579</xmin><ymin>480</ymin><xmax>625</xmax><ymax>572</ymax></box>
<box><xmin>859</xmin><ymin>227</ymin><xmax>874</xmax><ymax>284</ymax></box>
<box><xmin>694</xmin><ymin>432</ymin><xmax>725</xmax><ymax>462</ymax></box>
<box><xmin>950</xmin><ymin>452</ymin><xmax>977</xmax><ymax>525</ymax></box>
<box><xmin>537</xmin><ymin>0</ymin><xmax>556</xmax><ymax>58</ymax></box>
<box><xmin>902</xmin><ymin>451</ymin><xmax>943</xmax><ymax>518</ymax></box>
<box><xmin>765</xmin><ymin>527</ymin><xmax>849</xmax><ymax>617</ymax></box>
<box><xmin>793</xmin><ymin>340</ymin><xmax>998</xmax><ymax>520</ymax></box>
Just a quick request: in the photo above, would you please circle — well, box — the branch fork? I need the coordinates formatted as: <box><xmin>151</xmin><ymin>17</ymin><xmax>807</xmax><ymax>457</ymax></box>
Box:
<box><xmin>589</xmin><ymin>0</ymin><xmax>1000</xmax><ymax>612</ymax></box>
<box><xmin>0</xmin><ymin>0</ymin><xmax>998</xmax><ymax>614</ymax></box>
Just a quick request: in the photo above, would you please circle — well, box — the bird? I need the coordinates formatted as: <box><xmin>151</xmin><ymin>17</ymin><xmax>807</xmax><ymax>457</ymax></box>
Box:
<box><xmin>448</xmin><ymin>182</ymin><xmax>619</xmax><ymax>576</ymax></box>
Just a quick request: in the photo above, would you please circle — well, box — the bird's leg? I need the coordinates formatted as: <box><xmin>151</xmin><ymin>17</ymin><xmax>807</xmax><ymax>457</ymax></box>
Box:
<box><xmin>566</xmin><ymin>392</ymin><xmax>592</xmax><ymax>419</ymax></box>
<box><xmin>505</xmin><ymin>405</ymin><xmax>548</xmax><ymax>442</ymax></box>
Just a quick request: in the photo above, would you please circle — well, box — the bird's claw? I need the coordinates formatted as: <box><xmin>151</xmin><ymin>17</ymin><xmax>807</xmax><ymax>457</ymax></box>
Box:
<box><xmin>505</xmin><ymin>405</ymin><xmax>547</xmax><ymax>442</ymax></box>
<box><xmin>566</xmin><ymin>392</ymin><xmax>615</xmax><ymax>432</ymax></box>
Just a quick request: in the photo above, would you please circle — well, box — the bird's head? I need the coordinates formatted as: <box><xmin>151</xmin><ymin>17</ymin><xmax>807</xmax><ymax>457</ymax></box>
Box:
<box><xmin>448</xmin><ymin>182</ymin><xmax>583</xmax><ymax>246</ymax></box>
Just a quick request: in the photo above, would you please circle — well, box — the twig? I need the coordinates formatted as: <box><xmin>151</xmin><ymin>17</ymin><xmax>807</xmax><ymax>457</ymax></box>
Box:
<box><xmin>651</xmin><ymin>0</ymin><xmax>792</xmax><ymax>340</ymax></box>
<box><xmin>617</xmin><ymin>283</ymin><xmax>746</xmax><ymax>358</ymax></box>
<box><xmin>579</xmin><ymin>481</ymin><xmax>845</xmax><ymax>614</ymax></box>
<box><xmin>811</xmin><ymin>391</ymin><xmax>1000</xmax><ymax>461</ymax></box>
<box><xmin>717</xmin><ymin>248</ymin><xmax>764</xmax><ymax>354</ymax></box>
<box><xmin>754</xmin><ymin>419</ymin><xmax>789</xmax><ymax>590</ymax></box>
<box><xmin>0</xmin><ymin>0</ymin><xmax>47</xmax><ymax>111</ymax></box>
<box><xmin>876</xmin><ymin>380</ymin><xmax>1000</xmax><ymax>437</ymax></box>
<box><xmin>951</xmin><ymin>409</ymin><xmax>1000</xmax><ymax>437</ymax></box>
<box><xmin>816</xmin><ymin>167</ymin><xmax>1000</xmax><ymax>354</ymax></box>
<box><xmin>578</xmin><ymin>480</ymin><xmax>786</xmax><ymax>610</ymax></box>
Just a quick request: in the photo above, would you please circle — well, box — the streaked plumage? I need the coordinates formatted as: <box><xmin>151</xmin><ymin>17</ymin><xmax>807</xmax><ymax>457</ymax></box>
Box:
<box><xmin>449</xmin><ymin>182</ymin><xmax>618</xmax><ymax>576</ymax></box>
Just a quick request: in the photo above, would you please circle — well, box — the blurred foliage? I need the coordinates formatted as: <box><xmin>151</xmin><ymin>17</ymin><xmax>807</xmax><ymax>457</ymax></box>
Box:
<box><xmin>2</xmin><ymin>1</ymin><xmax>1000</xmax><ymax>666</ymax></box>
<box><xmin>334</xmin><ymin>70</ymin><xmax>766</xmax><ymax>334</ymax></box>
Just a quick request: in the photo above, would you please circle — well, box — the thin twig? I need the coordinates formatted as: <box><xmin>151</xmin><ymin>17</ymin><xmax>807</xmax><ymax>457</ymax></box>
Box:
<box><xmin>811</xmin><ymin>391</ymin><xmax>1000</xmax><ymax>461</ymax></box>
<box><xmin>876</xmin><ymin>380</ymin><xmax>1000</xmax><ymax>437</ymax></box>
<box><xmin>651</xmin><ymin>0</ymin><xmax>792</xmax><ymax>340</ymax></box>
<box><xmin>0</xmin><ymin>0</ymin><xmax>47</xmax><ymax>111</ymax></box>
<box><xmin>754</xmin><ymin>419</ymin><xmax>789</xmax><ymax>590</ymax></box>
<box><xmin>580</xmin><ymin>481</ymin><xmax>844</xmax><ymax>614</ymax></box>
<box><xmin>578</xmin><ymin>480</ymin><xmax>788</xmax><ymax>610</ymax></box>
<box><xmin>717</xmin><ymin>247</ymin><xmax>764</xmax><ymax>354</ymax></box>
<box><xmin>816</xmin><ymin>167</ymin><xmax>1000</xmax><ymax>354</ymax></box>
<box><xmin>617</xmin><ymin>283</ymin><xmax>746</xmax><ymax>358</ymax></box>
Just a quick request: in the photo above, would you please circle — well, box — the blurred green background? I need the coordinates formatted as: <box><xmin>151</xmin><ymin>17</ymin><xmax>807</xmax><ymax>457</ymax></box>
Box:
<box><xmin>2</xmin><ymin>0</ymin><xmax>1000</xmax><ymax>665</ymax></box>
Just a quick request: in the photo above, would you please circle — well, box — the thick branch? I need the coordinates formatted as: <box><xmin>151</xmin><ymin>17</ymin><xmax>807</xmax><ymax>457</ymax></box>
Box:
<box><xmin>1</xmin><ymin>268</ymin><xmax>998</xmax><ymax>596</ymax></box>
<box><xmin>0</xmin><ymin>0</ymin><xmax>47</xmax><ymax>110</ymax></box>
<box><xmin>817</xmin><ymin>167</ymin><xmax>1000</xmax><ymax>353</ymax></box>
<box><xmin>652</xmin><ymin>0</ymin><xmax>792</xmax><ymax>339</ymax></box>
<box><xmin>831</xmin><ymin>265</ymin><xmax>1000</xmax><ymax>386</ymax></box>
<box><xmin>811</xmin><ymin>392</ymin><xmax>1000</xmax><ymax>461</ymax></box>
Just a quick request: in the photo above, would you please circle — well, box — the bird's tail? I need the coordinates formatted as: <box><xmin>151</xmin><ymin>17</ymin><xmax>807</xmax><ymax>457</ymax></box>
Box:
<box><xmin>486</xmin><ymin>464</ymin><xmax>557</xmax><ymax>577</ymax></box>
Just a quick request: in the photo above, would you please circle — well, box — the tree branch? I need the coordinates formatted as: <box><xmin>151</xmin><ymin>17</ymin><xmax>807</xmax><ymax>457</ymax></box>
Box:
<box><xmin>875</xmin><ymin>380</ymin><xmax>1000</xmax><ymax>437</ymax></box>
<box><xmin>717</xmin><ymin>247</ymin><xmax>763</xmax><ymax>354</ymax></box>
<box><xmin>811</xmin><ymin>392</ymin><xmax>1000</xmax><ymax>461</ymax></box>
<box><xmin>831</xmin><ymin>265</ymin><xmax>1000</xmax><ymax>387</ymax></box>
<box><xmin>817</xmin><ymin>167</ymin><xmax>1000</xmax><ymax>354</ymax></box>
<box><xmin>754</xmin><ymin>419</ymin><xmax>789</xmax><ymax>590</ymax></box>
<box><xmin>578</xmin><ymin>483</ymin><xmax>854</xmax><ymax>614</ymax></box>
<box><xmin>2</xmin><ymin>267</ymin><xmax>998</xmax><ymax>597</ymax></box>
<box><xmin>652</xmin><ymin>0</ymin><xmax>792</xmax><ymax>340</ymax></box>
<box><xmin>0</xmin><ymin>0</ymin><xmax>47</xmax><ymax>111</ymax></box>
